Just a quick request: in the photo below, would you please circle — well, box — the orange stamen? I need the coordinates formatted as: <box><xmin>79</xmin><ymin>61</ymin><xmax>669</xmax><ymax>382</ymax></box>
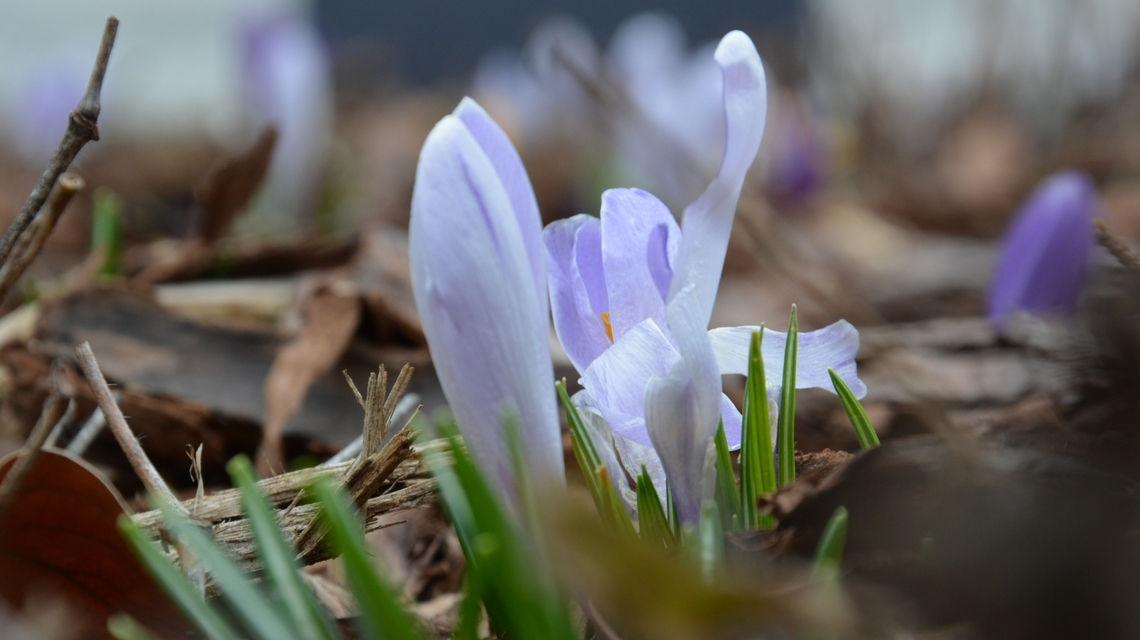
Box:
<box><xmin>600</xmin><ymin>312</ymin><xmax>614</xmax><ymax>343</ymax></box>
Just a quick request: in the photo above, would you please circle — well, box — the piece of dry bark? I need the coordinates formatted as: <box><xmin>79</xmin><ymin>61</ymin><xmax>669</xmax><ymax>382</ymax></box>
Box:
<box><xmin>197</xmin><ymin>126</ymin><xmax>278</xmax><ymax>242</ymax></box>
<box><xmin>258</xmin><ymin>283</ymin><xmax>361</xmax><ymax>475</ymax></box>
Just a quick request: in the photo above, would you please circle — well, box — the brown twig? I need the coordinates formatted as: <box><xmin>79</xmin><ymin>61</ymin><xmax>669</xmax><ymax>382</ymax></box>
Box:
<box><xmin>74</xmin><ymin>341</ymin><xmax>185</xmax><ymax>513</ymax></box>
<box><xmin>0</xmin><ymin>173</ymin><xmax>85</xmax><ymax>301</ymax></box>
<box><xmin>0</xmin><ymin>18</ymin><xmax>117</xmax><ymax>269</ymax></box>
<box><xmin>1095</xmin><ymin>218</ymin><xmax>1140</xmax><ymax>274</ymax></box>
<box><xmin>0</xmin><ymin>373</ymin><xmax>69</xmax><ymax>518</ymax></box>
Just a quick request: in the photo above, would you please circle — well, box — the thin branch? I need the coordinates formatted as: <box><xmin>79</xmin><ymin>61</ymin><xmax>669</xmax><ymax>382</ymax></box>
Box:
<box><xmin>0</xmin><ymin>173</ymin><xmax>85</xmax><ymax>300</ymax></box>
<box><xmin>0</xmin><ymin>386</ymin><xmax>68</xmax><ymax>518</ymax></box>
<box><xmin>0</xmin><ymin>17</ymin><xmax>117</xmax><ymax>268</ymax></box>
<box><xmin>74</xmin><ymin>341</ymin><xmax>185</xmax><ymax>513</ymax></box>
<box><xmin>1095</xmin><ymin>218</ymin><xmax>1140</xmax><ymax>274</ymax></box>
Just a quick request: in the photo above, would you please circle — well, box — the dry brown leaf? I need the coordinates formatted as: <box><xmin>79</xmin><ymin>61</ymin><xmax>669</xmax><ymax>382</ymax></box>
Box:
<box><xmin>197</xmin><ymin>126</ymin><xmax>278</xmax><ymax>242</ymax></box>
<box><xmin>259</xmin><ymin>284</ymin><xmax>361</xmax><ymax>474</ymax></box>
<box><xmin>0</xmin><ymin>449</ymin><xmax>189</xmax><ymax>638</ymax></box>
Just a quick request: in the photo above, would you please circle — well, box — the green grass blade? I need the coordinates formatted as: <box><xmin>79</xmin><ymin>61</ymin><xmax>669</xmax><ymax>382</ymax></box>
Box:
<box><xmin>426</xmin><ymin>423</ymin><xmax>579</xmax><ymax>640</ymax></box>
<box><xmin>108</xmin><ymin>614</ymin><xmax>161</xmax><ymax>640</ymax></box>
<box><xmin>556</xmin><ymin>381</ymin><xmax>605</xmax><ymax>513</ymax></box>
<box><xmin>117</xmin><ymin>516</ymin><xmax>241</xmax><ymax>640</ymax></box>
<box><xmin>310</xmin><ymin>479</ymin><xmax>428</xmax><ymax>640</ymax></box>
<box><xmin>813</xmin><ymin>506</ymin><xmax>848</xmax><ymax>578</ymax></box>
<box><xmin>778</xmin><ymin>306</ymin><xmax>799</xmax><ymax>487</ymax></box>
<box><xmin>635</xmin><ymin>466</ymin><xmax>675</xmax><ymax>549</ymax></box>
<box><xmin>227</xmin><ymin>456</ymin><xmax>340</xmax><ymax>640</ymax></box>
<box><xmin>666</xmin><ymin>484</ymin><xmax>681</xmax><ymax>540</ymax></box>
<box><xmin>91</xmin><ymin>188</ymin><xmax>124</xmax><ymax>276</ymax></box>
<box><xmin>740</xmin><ymin>328</ymin><xmax>777</xmax><ymax>529</ymax></box>
<box><xmin>156</xmin><ymin>500</ymin><xmax>300</xmax><ymax>640</ymax></box>
<box><xmin>712</xmin><ymin>420</ymin><xmax>740</xmax><ymax>532</ymax></box>
<box><xmin>599</xmin><ymin>465</ymin><xmax>638</xmax><ymax>538</ymax></box>
<box><xmin>454</xmin><ymin>576</ymin><xmax>483</xmax><ymax>640</ymax></box>
<box><xmin>697</xmin><ymin>500</ymin><xmax>725</xmax><ymax>584</ymax></box>
<box><xmin>828</xmin><ymin>369</ymin><xmax>879</xmax><ymax>449</ymax></box>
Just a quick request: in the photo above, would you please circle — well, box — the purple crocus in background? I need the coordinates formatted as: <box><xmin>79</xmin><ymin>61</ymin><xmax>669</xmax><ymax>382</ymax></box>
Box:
<box><xmin>545</xmin><ymin>32</ymin><xmax>864</xmax><ymax>522</ymax></box>
<box><xmin>241</xmin><ymin>13</ymin><xmax>334</xmax><ymax>232</ymax></box>
<box><xmin>988</xmin><ymin>170</ymin><xmax>1098</xmax><ymax>328</ymax></box>
<box><xmin>409</xmin><ymin>98</ymin><xmax>563</xmax><ymax>497</ymax></box>
<box><xmin>8</xmin><ymin>61</ymin><xmax>87</xmax><ymax>168</ymax></box>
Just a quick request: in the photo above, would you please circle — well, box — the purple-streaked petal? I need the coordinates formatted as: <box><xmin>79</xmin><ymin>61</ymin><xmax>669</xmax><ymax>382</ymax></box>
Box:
<box><xmin>575</xmin><ymin>218</ymin><xmax>609</xmax><ymax>320</ymax></box>
<box><xmin>581</xmin><ymin>318</ymin><xmax>679</xmax><ymax>447</ymax></box>
<box><xmin>545</xmin><ymin>215</ymin><xmax>611</xmax><ymax>373</ymax></box>
<box><xmin>409</xmin><ymin>114</ymin><xmax>562</xmax><ymax>494</ymax></box>
<box><xmin>988</xmin><ymin>171</ymin><xmax>1097</xmax><ymax>327</ymax></box>
<box><xmin>455</xmin><ymin>97</ymin><xmax>547</xmax><ymax>307</ymax></box>
<box><xmin>571</xmin><ymin>390</ymin><xmax>630</xmax><ymax>506</ymax></box>
<box><xmin>601</xmin><ymin>188</ymin><xmax>681</xmax><ymax>340</ymax></box>
<box><xmin>666</xmin><ymin>31</ymin><xmax>767</xmax><ymax>327</ymax></box>
<box><xmin>708</xmin><ymin>321</ymin><xmax>866</xmax><ymax>398</ymax></box>
<box><xmin>612</xmin><ymin>432</ymin><xmax>668</xmax><ymax>508</ymax></box>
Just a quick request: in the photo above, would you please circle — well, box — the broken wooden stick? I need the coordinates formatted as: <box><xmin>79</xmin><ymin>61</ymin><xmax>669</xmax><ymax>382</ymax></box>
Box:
<box><xmin>0</xmin><ymin>17</ymin><xmax>117</xmax><ymax>269</ymax></box>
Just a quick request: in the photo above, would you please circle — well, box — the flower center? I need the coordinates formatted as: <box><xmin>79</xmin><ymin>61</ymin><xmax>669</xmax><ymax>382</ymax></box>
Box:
<box><xmin>600</xmin><ymin>312</ymin><xmax>614</xmax><ymax>343</ymax></box>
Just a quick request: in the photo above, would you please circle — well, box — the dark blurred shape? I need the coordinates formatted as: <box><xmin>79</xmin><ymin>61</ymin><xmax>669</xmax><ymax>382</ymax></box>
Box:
<box><xmin>315</xmin><ymin>0</ymin><xmax>800</xmax><ymax>86</ymax></box>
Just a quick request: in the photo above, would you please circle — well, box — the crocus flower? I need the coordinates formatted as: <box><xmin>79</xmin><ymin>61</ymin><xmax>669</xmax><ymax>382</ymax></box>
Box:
<box><xmin>241</xmin><ymin>13</ymin><xmax>334</xmax><ymax>231</ymax></box>
<box><xmin>545</xmin><ymin>32</ymin><xmax>864</xmax><ymax>522</ymax></box>
<box><xmin>987</xmin><ymin>171</ymin><xmax>1097</xmax><ymax>328</ymax></box>
<box><xmin>9</xmin><ymin>61</ymin><xmax>87</xmax><ymax>168</ymax></box>
<box><xmin>409</xmin><ymin>97</ymin><xmax>563</xmax><ymax>497</ymax></box>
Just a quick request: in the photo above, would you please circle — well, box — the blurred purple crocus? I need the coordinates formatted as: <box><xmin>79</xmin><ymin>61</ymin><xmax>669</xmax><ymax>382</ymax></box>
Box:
<box><xmin>988</xmin><ymin>171</ymin><xmax>1098</xmax><ymax>327</ymax></box>
<box><xmin>409</xmin><ymin>98</ymin><xmax>563</xmax><ymax>497</ymax></box>
<box><xmin>241</xmin><ymin>13</ymin><xmax>334</xmax><ymax>230</ymax></box>
<box><xmin>545</xmin><ymin>32</ymin><xmax>864</xmax><ymax>522</ymax></box>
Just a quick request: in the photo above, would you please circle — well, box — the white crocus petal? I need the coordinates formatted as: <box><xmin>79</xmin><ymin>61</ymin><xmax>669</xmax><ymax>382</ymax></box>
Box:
<box><xmin>409</xmin><ymin>113</ymin><xmax>562</xmax><ymax>496</ymax></box>
<box><xmin>707</xmin><ymin>321</ymin><xmax>866</xmax><ymax>398</ymax></box>
<box><xmin>612</xmin><ymin>432</ymin><xmax>668</xmax><ymax>508</ymax></box>
<box><xmin>645</xmin><ymin>360</ymin><xmax>708</xmax><ymax>522</ymax></box>
<box><xmin>571</xmin><ymin>391</ymin><xmax>633</xmax><ymax>507</ymax></box>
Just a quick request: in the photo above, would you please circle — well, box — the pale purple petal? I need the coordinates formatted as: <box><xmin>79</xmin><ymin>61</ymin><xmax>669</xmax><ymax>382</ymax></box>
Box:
<box><xmin>581</xmin><ymin>319</ymin><xmax>679</xmax><ymax>447</ymax></box>
<box><xmin>647</xmin><ymin>32</ymin><xmax>767</xmax><ymax>523</ymax></box>
<box><xmin>601</xmin><ymin>188</ymin><xmax>681</xmax><ymax>340</ymax></box>
<box><xmin>721</xmin><ymin>394</ymin><xmax>743</xmax><ymax>448</ymax></box>
<box><xmin>666</xmin><ymin>31</ymin><xmax>768</xmax><ymax>326</ymax></box>
<box><xmin>545</xmin><ymin>215</ymin><xmax>611</xmax><ymax>373</ymax></box>
<box><xmin>575</xmin><ymin>219</ymin><xmax>609</xmax><ymax>320</ymax></box>
<box><xmin>409</xmin><ymin>114</ymin><xmax>561</xmax><ymax>494</ymax></box>
<box><xmin>708</xmin><ymin>321</ymin><xmax>866</xmax><ymax>398</ymax></box>
<box><xmin>571</xmin><ymin>390</ymin><xmax>630</xmax><ymax>506</ymax></box>
<box><xmin>455</xmin><ymin>97</ymin><xmax>547</xmax><ymax>307</ymax></box>
<box><xmin>645</xmin><ymin>367</ymin><xmax>707</xmax><ymax>522</ymax></box>
<box><xmin>988</xmin><ymin>171</ymin><xmax>1097</xmax><ymax>327</ymax></box>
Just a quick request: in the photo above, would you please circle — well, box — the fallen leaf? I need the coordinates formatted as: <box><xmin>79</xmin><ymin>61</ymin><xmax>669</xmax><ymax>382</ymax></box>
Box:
<box><xmin>0</xmin><ymin>449</ymin><xmax>189</xmax><ymax>638</ymax></box>
<box><xmin>197</xmin><ymin>126</ymin><xmax>278</xmax><ymax>242</ymax></box>
<box><xmin>259</xmin><ymin>283</ymin><xmax>361</xmax><ymax>474</ymax></box>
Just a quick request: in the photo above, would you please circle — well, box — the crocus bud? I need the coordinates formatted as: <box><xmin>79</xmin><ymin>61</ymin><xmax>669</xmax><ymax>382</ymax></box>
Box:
<box><xmin>409</xmin><ymin>98</ymin><xmax>563</xmax><ymax>498</ymax></box>
<box><xmin>988</xmin><ymin>171</ymin><xmax>1098</xmax><ymax>327</ymax></box>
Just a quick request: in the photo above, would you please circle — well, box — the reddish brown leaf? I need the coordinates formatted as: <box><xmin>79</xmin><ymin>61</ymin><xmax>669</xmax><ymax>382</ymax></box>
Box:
<box><xmin>0</xmin><ymin>449</ymin><xmax>190</xmax><ymax>638</ymax></box>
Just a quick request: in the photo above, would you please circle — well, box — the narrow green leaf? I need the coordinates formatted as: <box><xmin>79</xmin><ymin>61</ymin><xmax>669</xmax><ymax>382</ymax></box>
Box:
<box><xmin>778</xmin><ymin>306</ymin><xmax>799</xmax><ymax>487</ymax></box>
<box><xmin>829</xmin><ymin>369</ymin><xmax>879</xmax><ymax>449</ymax></box>
<box><xmin>740</xmin><ymin>328</ymin><xmax>777</xmax><ymax>529</ymax></box>
<box><xmin>454</xmin><ymin>576</ymin><xmax>483</xmax><ymax>640</ymax></box>
<box><xmin>556</xmin><ymin>381</ymin><xmax>605</xmax><ymax>513</ymax></box>
<box><xmin>227</xmin><ymin>456</ymin><xmax>340</xmax><ymax>640</ymax></box>
<box><xmin>712</xmin><ymin>420</ymin><xmax>740</xmax><ymax>531</ymax></box>
<box><xmin>156</xmin><ymin>499</ymin><xmax>300</xmax><ymax>640</ymax></box>
<box><xmin>107</xmin><ymin>614</ymin><xmax>161</xmax><ymax>640</ymax></box>
<box><xmin>117</xmin><ymin>516</ymin><xmax>241</xmax><ymax>640</ymax></box>
<box><xmin>598</xmin><ymin>465</ymin><xmax>637</xmax><ymax>539</ymax></box>
<box><xmin>635</xmin><ymin>466</ymin><xmax>675</xmax><ymax>549</ymax></box>
<box><xmin>425</xmin><ymin>423</ymin><xmax>579</xmax><ymax>640</ymax></box>
<box><xmin>91</xmin><ymin>188</ymin><xmax>124</xmax><ymax>276</ymax></box>
<box><xmin>310</xmin><ymin>479</ymin><xmax>428</xmax><ymax>640</ymax></box>
<box><xmin>666</xmin><ymin>483</ymin><xmax>681</xmax><ymax>539</ymax></box>
<box><xmin>813</xmin><ymin>506</ymin><xmax>848</xmax><ymax>579</ymax></box>
<box><xmin>697</xmin><ymin>500</ymin><xmax>725</xmax><ymax>583</ymax></box>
